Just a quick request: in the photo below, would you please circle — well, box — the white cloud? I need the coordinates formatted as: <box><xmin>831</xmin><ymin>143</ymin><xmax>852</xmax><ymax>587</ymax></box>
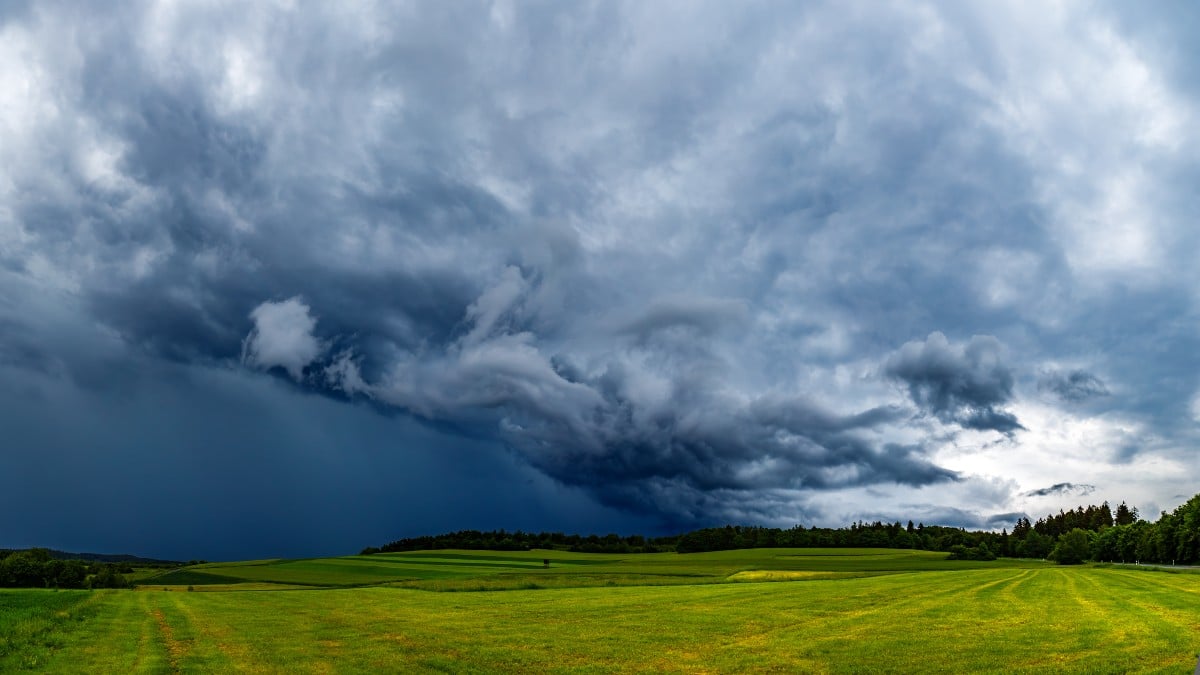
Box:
<box><xmin>242</xmin><ymin>297</ymin><xmax>323</xmax><ymax>380</ymax></box>
<box><xmin>976</xmin><ymin>3</ymin><xmax>1194</xmax><ymax>284</ymax></box>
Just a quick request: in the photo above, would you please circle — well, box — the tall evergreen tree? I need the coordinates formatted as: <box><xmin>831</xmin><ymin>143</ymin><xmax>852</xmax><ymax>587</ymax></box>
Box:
<box><xmin>1114</xmin><ymin>501</ymin><xmax>1138</xmax><ymax>526</ymax></box>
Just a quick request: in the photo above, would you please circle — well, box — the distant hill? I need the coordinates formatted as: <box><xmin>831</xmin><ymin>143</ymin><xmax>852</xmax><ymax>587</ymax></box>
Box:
<box><xmin>0</xmin><ymin>548</ymin><xmax>184</xmax><ymax>566</ymax></box>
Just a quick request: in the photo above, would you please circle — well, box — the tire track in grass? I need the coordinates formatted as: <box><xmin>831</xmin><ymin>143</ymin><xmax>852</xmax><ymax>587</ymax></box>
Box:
<box><xmin>987</xmin><ymin>567</ymin><xmax>1036</xmax><ymax>625</ymax></box>
<box><xmin>1048</xmin><ymin>569</ymin><xmax>1188</xmax><ymax>673</ymax></box>
<box><xmin>1076</xmin><ymin>571</ymin><xmax>1179</xmax><ymax>641</ymax></box>
<box><xmin>38</xmin><ymin>591</ymin><xmax>166</xmax><ymax>673</ymax></box>
<box><xmin>1079</xmin><ymin>570</ymin><xmax>1200</xmax><ymax>670</ymax></box>
<box><xmin>808</xmin><ymin>570</ymin><xmax>991</xmax><ymax>624</ymax></box>
<box><xmin>820</xmin><ymin>571</ymin><xmax>959</xmax><ymax>622</ymax></box>
<box><xmin>958</xmin><ymin>569</ymin><xmax>1037</xmax><ymax>641</ymax></box>
<box><xmin>1053</xmin><ymin>570</ymin><xmax>1128</xmax><ymax>671</ymax></box>
<box><xmin>822</xmin><ymin>570</ymin><xmax>1062</xmax><ymax>672</ymax></box>
<box><xmin>133</xmin><ymin>593</ymin><xmax>165</xmax><ymax>672</ymax></box>
<box><xmin>986</xmin><ymin>568</ymin><xmax>1042</xmax><ymax>646</ymax></box>
<box><xmin>925</xmin><ymin>569</ymin><xmax>1098</xmax><ymax>672</ymax></box>
<box><xmin>964</xmin><ymin>568</ymin><xmax>1034</xmax><ymax>602</ymax></box>
<box><xmin>744</xmin><ymin>570</ymin><xmax>1000</xmax><ymax>669</ymax></box>
<box><xmin>989</xmin><ymin>570</ymin><xmax>1087</xmax><ymax>672</ymax></box>
<box><xmin>168</xmin><ymin>593</ymin><xmax>256</xmax><ymax>671</ymax></box>
<box><xmin>148</xmin><ymin>592</ymin><xmax>214</xmax><ymax>673</ymax></box>
<box><xmin>986</xmin><ymin>568</ymin><xmax>1048</xmax><ymax>669</ymax></box>
<box><xmin>151</xmin><ymin>606</ymin><xmax>184</xmax><ymax>674</ymax></box>
<box><xmin>1111</xmin><ymin>569</ymin><xmax>1200</xmax><ymax>620</ymax></box>
<box><xmin>995</xmin><ymin>568</ymin><xmax>1034</xmax><ymax>605</ymax></box>
<box><xmin>984</xmin><ymin>569</ymin><xmax>1197</xmax><ymax>673</ymax></box>
<box><xmin>1104</xmin><ymin>568</ymin><xmax>1200</xmax><ymax>599</ymax></box>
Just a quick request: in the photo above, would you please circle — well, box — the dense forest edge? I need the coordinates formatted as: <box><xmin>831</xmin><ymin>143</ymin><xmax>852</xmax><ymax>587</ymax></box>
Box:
<box><xmin>365</xmin><ymin>492</ymin><xmax>1200</xmax><ymax>568</ymax></box>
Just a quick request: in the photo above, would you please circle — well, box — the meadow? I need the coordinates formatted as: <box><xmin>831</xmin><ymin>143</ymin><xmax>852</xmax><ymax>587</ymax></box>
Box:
<box><xmin>2</xmin><ymin>548</ymin><xmax>1199</xmax><ymax>673</ymax></box>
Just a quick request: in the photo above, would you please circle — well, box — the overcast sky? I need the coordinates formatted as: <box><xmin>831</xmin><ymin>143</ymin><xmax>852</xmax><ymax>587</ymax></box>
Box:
<box><xmin>3</xmin><ymin>1</ymin><xmax>1199</xmax><ymax>560</ymax></box>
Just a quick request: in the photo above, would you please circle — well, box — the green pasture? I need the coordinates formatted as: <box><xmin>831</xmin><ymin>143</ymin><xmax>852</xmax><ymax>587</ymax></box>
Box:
<box><xmin>139</xmin><ymin>547</ymin><xmax>1036</xmax><ymax>589</ymax></box>
<box><xmin>3</xmin><ymin>549</ymin><xmax>1199</xmax><ymax>672</ymax></box>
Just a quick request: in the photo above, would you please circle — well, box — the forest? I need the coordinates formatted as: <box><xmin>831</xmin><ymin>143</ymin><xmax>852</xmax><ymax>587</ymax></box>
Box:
<box><xmin>0</xmin><ymin>549</ymin><xmax>134</xmax><ymax>589</ymax></box>
<box><xmin>366</xmin><ymin>492</ymin><xmax>1200</xmax><ymax>567</ymax></box>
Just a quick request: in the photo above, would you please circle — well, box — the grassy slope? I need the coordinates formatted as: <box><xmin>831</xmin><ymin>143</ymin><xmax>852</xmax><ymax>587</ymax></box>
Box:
<box><xmin>141</xmin><ymin>548</ymin><xmax>1040</xmax><ymax>589</ymax></box>
<box><xmin>4</xmin><ymin>551</ymin><xmax>1199</xmax><ymax>672</ymax></box>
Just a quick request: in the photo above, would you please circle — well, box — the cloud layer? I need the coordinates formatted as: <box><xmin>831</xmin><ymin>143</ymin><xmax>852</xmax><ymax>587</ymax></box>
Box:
<box><xmin>4</xmin><ymin>1</ymin><xmax>1200</xmax><ymax>553</ymax></box>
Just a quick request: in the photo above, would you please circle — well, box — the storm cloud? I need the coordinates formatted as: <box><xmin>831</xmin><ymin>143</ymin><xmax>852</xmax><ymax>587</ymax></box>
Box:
<box><xmin>884</xmin><ymin>333</ymin><xmax>1024</xmax><ymax>435</ymax></box>
<box><xmin>1024</xmin><ymin>483</ymin><xmax>1098</xmax><ymax>498</ymax></box>
<box><xmin>300</xmin><ymin>279</ymin><xmax>960</xmax><ymax>525</ymax></box>
<box><xmin>3</xmin><ymin>1</ymin><xmax>1200</xmax><ymax>556</ymax></box>
<box><xmin>1038</xmin><ymin>370</ymin><xmax>1110</xmax><ymax>403</ymax></box>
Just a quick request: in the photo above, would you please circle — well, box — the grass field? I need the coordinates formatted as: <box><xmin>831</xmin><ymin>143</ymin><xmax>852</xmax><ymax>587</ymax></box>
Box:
<box><xmin>3</xmin><ymin>549</ymin><xmax>1199</xmax><ymax>672</ymax></box>
<box><xmin>138</xmin><ymin>548</ymin><xmax>1040</xmax><ymax>589</ymax></box>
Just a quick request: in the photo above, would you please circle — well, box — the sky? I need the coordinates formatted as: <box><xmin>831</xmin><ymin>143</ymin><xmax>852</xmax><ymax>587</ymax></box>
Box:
<box><xmin>3</xmin><ymin>1</ymin><xmax>1199</xmax><ymax>561</ymax></box>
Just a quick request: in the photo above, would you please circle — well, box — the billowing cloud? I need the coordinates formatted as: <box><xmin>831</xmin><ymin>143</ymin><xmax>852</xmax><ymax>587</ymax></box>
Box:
<box><xmin>242</xmin><ymin>298</ymin><xmax>323</xmax><ymax>380</ymax></box>
<box><xmin>271</xmin><ymin>280</ymin><xmax>958</xmax><ymax>525</ymax></box>
<box><xmin>884</xmin><ymin>332</ymin><xmax>1024</xmax><ymax>435</ymax></box>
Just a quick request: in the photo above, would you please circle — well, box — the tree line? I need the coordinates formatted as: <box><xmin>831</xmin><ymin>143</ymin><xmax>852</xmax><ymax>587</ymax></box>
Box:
<box><xmin>364</xmin><ymin>491</ymin><xmax>1200</xmax><ymax>566</ymax></box>
<box><xmin>1087</xmin><ymin>495</ymin><xmax>1200</xmax><ymax>565</ymax></box>
<box><xmin>0</xmin><ymin>548</ymin><xmax>132</xmax><ymax>589</ymax></box>
<box><xmin>362</xmin><ymin>522</ymin><xmax>1009</xmax><ymax>559</ymax></box>
<box><xmin>360</xmin><ymin>521</ymin><xmax>1006</xmax><ymax>557</ymax></box>
<box><xmin>362</xmin><ymin>530</ymin><xmax>671</xmax><ymax>554</ymax></box>
<box><xmin>671</xmin><ymin>495</ymin><xmax>1200</xmax><ymax>565</ymax></box>
<box><xmin>1005</xmin><ymin>496</ymin><xmax>1200</xmax><ymax>565</ymax></box>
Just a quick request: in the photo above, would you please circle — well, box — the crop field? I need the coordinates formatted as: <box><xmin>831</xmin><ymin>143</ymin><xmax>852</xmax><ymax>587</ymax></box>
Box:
<box><xmin>3</xmin><ymin>549</ymin><xmax>1199</xmax><ymax>673</ymax></box>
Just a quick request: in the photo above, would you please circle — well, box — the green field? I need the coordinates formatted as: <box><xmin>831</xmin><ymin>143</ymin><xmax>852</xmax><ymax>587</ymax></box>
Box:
<box><xmin>3</xmin><ymin>549</ymin><xmax>1199</xmax><ymax>672</ymax></box>
<box><xmin>141</xmin><ymin>548</ymin><xmax>1039</xmax><ymax>589</ymax></box>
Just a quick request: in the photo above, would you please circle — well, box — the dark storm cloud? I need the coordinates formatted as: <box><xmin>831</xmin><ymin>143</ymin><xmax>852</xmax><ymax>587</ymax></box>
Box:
<box><xmin>5</xmin><ymin>0</ymin><xmax>1200</xmax><ymax>552</ymax></box>
<box><xmin>328</xmin><ymin>282</ymin><xmax>961</xmax><ymax>523</ymax></box>
<box><xmin>520</xmin><ymin>393</ymin><xmax>958</xmax><ymax>524</ymax></box>
<box><xmin>1038</xmin><ymin>370</ymin><xmax>1110</xmax><ymax>403</ymax></box>
<box><xmin>884</xmin><ymin>332</ymin><xmax>1024</xmax><ymax>434</ymax></box>
<box><xmin>1024</xmin><ymin>483</ymin><xmax>1096</xmax><ymax>498</ymax></box>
